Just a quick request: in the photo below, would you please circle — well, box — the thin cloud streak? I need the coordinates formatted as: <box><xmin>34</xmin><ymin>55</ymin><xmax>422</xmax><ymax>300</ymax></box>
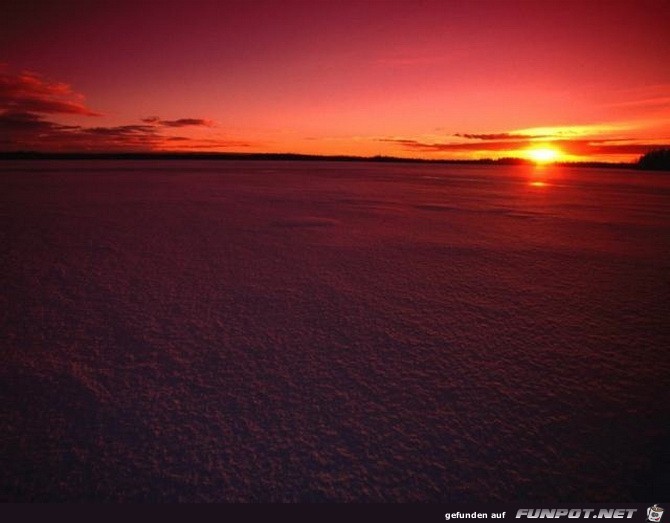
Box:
<box><xmin>454</xmin><ymin>132</ymin><xmax>551</xmax><ymax>141</ymax></box>
<box><xmin>142</xmin><ymin>116</ymin><xmax>216</xmax><ymax>127</ymax></box>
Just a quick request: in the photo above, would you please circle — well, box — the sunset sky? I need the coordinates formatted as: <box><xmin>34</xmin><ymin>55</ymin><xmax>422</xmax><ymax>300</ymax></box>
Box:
<box><xmin>2</xmin><ymin>0</ymin><xmax>669</xmax><ymax>161</ymax></box>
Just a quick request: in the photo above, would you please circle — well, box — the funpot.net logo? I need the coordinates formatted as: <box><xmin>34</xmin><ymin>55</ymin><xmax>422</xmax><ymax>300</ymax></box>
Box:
<box><xmin>515</xmin><ymin>509</ymin><xmax>638</xmax><ymax>519</ymax></box>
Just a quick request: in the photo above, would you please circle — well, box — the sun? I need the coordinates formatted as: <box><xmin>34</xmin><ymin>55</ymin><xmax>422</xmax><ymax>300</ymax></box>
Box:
<box><xmin>527</xmin><ymin>147</ymin><xmax>560</xmax><ymax>164</ymax></box>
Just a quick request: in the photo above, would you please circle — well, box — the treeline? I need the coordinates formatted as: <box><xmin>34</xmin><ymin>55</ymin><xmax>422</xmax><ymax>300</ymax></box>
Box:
<box><xmin>637</xmin><ymin>149</ymin><xmax>670</xmax><ymax>171</ymax></box>
<box><xmin>0</xmin><ymin>151</ymin><xmax>628</xmax><ymax>167</ymax></box>
<box><xmin>1</xmin><ymin>150</ymin><xmax>668</xmax><ymax>170</ymax></box>
<box><xmin>0</xmin><ymin>151</ymin><xmax>533</xmax><ymax>163</ymax></box>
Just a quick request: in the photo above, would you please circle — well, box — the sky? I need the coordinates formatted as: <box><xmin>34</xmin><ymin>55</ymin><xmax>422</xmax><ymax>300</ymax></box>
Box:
<box><xmin>1</xmin><ymin>0</ymin><xmax>669</xmax><ymax>161</ymax></box>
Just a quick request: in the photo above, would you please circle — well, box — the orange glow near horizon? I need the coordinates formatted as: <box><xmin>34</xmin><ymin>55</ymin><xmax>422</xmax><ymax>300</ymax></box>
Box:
<box><xmin>1</xmin><ymin>2</ymin><xmax>669</xmax><ymax>161</ymax></box>
<box><xmin>527</xmin><ymin>147</ymin><xmax>561</xmax><ymax>164</ymax></box>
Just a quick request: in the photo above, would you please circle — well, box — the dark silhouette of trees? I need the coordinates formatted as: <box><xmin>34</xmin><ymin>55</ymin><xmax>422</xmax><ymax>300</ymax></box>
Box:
<box><xmin>637</xmin><ymin>149</ymin><xmax>670</xmax><ymax>171</ymax></box>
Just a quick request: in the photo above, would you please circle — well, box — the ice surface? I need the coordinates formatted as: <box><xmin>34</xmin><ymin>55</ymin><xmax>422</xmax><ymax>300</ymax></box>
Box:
<box><xmin>1</xmin><ymin>160</ymin><xmax>668</xmax><ymax>501</ymax></box>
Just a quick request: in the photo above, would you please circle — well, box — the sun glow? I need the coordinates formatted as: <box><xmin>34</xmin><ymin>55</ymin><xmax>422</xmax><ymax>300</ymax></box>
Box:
<box><xmin>527</xmin><ymin>147</ymin><xmax>560</xmax><ymax>164</ymax></box>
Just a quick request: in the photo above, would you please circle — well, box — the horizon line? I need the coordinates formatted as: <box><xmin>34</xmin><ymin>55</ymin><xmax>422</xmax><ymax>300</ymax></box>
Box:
<box><xmin>0</xmin><ymin>150</ymin><xmax>642</xmax><ymax>168</ymax></box>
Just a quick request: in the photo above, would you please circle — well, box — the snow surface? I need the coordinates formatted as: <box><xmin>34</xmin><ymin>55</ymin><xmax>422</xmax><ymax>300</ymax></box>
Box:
<box><xmin>1</xmin><ymin>160</ymin><xmax>668</xmax><ymax>501</ymax></box>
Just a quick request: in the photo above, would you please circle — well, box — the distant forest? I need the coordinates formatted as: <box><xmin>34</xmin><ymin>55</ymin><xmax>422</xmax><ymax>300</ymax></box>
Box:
<box><xmin>637</xmin><ymin>149</ymin><xmax>670</xmax><ymax>171</ymax></box>
<box><xmin>1</xmin><ymin>149</ymin><xmax>669</xmax><ymax>170</ymax></box>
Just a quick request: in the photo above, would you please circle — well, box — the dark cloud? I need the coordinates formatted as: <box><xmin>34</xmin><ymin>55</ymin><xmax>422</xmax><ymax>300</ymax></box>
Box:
<box><xmin>0</xmin><ymin>67</ymin><xmax>243</xmax><ymax>151</ymax></box>
<box><xmin>379</xmin><ymin>138</ymin><xmax>524</xmax><ymax>151</ymax></box>
<box><xmin>0</xmin><ymin>69</ymin><xmax>100</xmax><ymax>116</ymax></box>
<box><xmin>0</xmin><ymin>110</ymin><xmax>61</xmax><ymax>131</ymax></box>
<box><xmin>0</xmin><ymin>111</ymin><xmax>160</xmax><ymax>150</ymax></box>
<box><xmin>161</xmin><ymin>118</ymin><xmax>215</xmax><ymax>127</ymax></box>
<box><xmin>171</xmin><ymin>139</ymin><xmax>254</xmax><ymax>149</ymax></box>
<box><xmin>558</xmin><ymin>139</ymin><xmax>668</xmax><ymax>156</ymax></box>
<box><xmin>3</xmin><ymin>96</ymin><xmax>100</xmax><ymax>116</ymax></box>
<box><xmin>141</xmin><ymin>116</ymin><xmax>215</xmax><ymax>127</ymax></box>
<box><xmin>0</xmin><ymin>109</ymin><xmax>248</xmax><ymax>151</ymax></box>
<box><xmin>0</xmin><ymin>111</ymin><xmax>80</xmax><ymax>139</ymax></box>
<box><xmin>454</xmin><ymin>132</ymin><xmax>551</xmax><ymax>140</ymax></box>
<box><xmin>86</xmin><ymin>124</ymin><xmax>156</xmax><ymax>136</ymax></box>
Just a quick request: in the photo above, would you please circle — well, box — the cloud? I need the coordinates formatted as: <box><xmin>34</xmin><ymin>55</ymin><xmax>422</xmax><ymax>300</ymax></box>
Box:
<box><xmin>165</xmin><ymin>139</ymin><xmax>254</xmax><ymax>149</ymax></box>
<box><xmin>0</xmin><ymin>111</ymin><xmax>75</xmax><ymax>133</ymax></box>
<box><xmin>0</xmin><ymin>110</ymin><xmax>245</xmax><ymax>151</ymax></box>
<box><xmin>141</xmin><ymin>116</ymin><xmax>215</xmax><ymax>127</ymax></box>
<box><xmin>0</xmin><ymin>111</ymin><xmax>159</xmax><ymax>150</ymax></box>
<box><xmin>0</xmin><ymin>69</ymin><xmax>100</xmax><ymax>116</ymax></box>
<box><xmin>379</xmin><ymin>138</ymin><xmax>522</xmax><ymax>151</ymax></box>
<box><xmin>161</xmin><ymin>118</ymin><xmax>215</xmax><ymax>127</ymax></box>
<box><xmin>0</xmin><ymin>112</ymin><xmax>252</xmax><ymax>151</ymax></box>
<box><xmin>557</xmin><ymin>139</ymin><xmax>670</xmax><ymax>156</ymax></box>
<box><xmin>512</xmin><ymin>123</ymin><xmax>635</xmax><ymax>138</ymax></box>
<box><xmin>0</xmin><ymin>67</ymin><xmax>246</xmax><ymax>151</ymax></box>
<box><xmin>454</xmin><ymin>132</ymin><xmax>551</xmax><ymax>140</ymax></box>
<box><xmin>381</xmin><ymin>120</ymin><xmax>669</xmax><ymax>158</ymax></box>
<box><xmin>380</xmin><ymin>136</ymin><xmax>668</xmax><ymax>157</ymax></box>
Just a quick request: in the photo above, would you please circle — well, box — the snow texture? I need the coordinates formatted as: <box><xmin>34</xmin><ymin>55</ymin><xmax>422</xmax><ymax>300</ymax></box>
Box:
<box><xmin>1</xmin><ymin>160</ymin><xmax>668</xmax><ymax>501</ymax></box>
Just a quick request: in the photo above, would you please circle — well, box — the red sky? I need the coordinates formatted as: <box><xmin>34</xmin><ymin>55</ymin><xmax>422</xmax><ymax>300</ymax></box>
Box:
<box><xmin>2</xmin><ymin>0</ymin><xmax>669</xmax><ymax>161</ymax></box>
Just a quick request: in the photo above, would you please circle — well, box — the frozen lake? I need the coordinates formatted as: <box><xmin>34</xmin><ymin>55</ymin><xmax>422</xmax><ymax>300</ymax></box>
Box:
<box><xmin>1</xmin><ymin>160</ymin><xmax>668</xmax><ymax>501</ymax></box>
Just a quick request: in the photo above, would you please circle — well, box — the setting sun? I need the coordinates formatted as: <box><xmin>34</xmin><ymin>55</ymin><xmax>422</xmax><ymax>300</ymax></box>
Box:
<box><xmin>527</xmin><ymin>147</ymin><xmax>560</xmax><ymax>163</ymax></box>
